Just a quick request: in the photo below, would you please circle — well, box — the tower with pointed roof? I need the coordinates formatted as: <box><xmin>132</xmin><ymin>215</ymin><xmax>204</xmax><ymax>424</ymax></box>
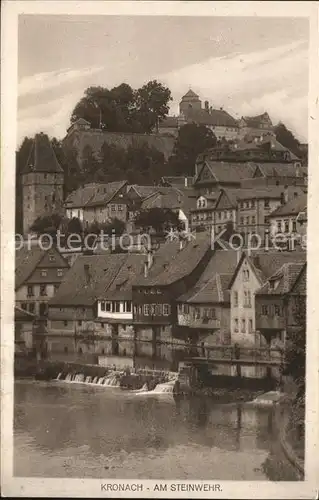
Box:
<box><xmin>179</xmin><ymin>89</ymin><xmax>202</xmax><ymax>116</ymax></box>
<box><xmin>21</xmin><ymin>133</ymin><xmax>65</xmax><ymax>234</ymax></box>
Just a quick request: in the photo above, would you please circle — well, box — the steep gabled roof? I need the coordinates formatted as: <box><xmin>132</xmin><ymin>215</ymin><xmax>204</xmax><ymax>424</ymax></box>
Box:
<box><xmin>134</xmin><ymin>231</ymin><xmax>212</xmax><ymax>287</ymax></box>
<box><xmin>228</xmin><ymin>250</ymin><xmax>306</xmax><ymax>290</ymax></box>
<box><xmin>185</xmin><ymin>108</ymin><xmax>238</xmax><ymax>128</ymax></box>
<box><xmin>86</xmin><ymin>181</ymin><xmax>127</xmax><ymax>207</ymax></box>
<box><xmin>15</xmin><ymin>246</ymin><xmax>45</xmax><ymax>289</ymax></box>
<box><xmin>195</xmin><ymin>161</ymin><xmax>255</xmax><ymax>185</ymax></box>
<box><xmin>182</xmin><ymin>89</ymin><xmax>200</xmax><ymax>99</ymax></box>
<box><xmin>256</xmin><ymin>262</ymin><xmax>305</xmax><ymax>295</ymax></box>
<box><xmin>22</xmin><ymin>133</ymin><xmax>64</xmax><ymax>174</ymax></box>
<box><xmin>177</xmin><ymin>249</ymin><xmax>238</xmax><ymax>304</ymax></box>
<box><xmin>289</xmin><ymin>262</ymin><xmax>306</xmax><ymax>295</ymax></box>
<box><xmin>64</xmin><ymin>183</ymin><xmax>100</xmax><ymax>208</ymax></box>
<box><xmin>268</xmin><ymin>193</ymin><xmax>307</xmax><ymax>217</ymax></box>
<box><xmin>49</xmin><ymin>254</ymin><xmax>131</xmax><ymax>306</ymax></box>
<box><xmin>241</xmin><ymin>112</ymin><xmax>272</xmax><ymax>129</ymax></box>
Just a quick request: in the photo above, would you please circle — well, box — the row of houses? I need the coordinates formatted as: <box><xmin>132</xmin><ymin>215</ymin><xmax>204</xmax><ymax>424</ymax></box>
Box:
<box><xmin>15</xmin><ymin>233</ymin><xmax>306</xmax><ymax>371</ymax></box>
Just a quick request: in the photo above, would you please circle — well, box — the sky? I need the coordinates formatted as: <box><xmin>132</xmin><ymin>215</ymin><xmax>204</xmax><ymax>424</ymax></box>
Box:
<box><xmin>18</xmin><ymin>15</ymin><xmax>309</xmax><ymax>145</ymax></box>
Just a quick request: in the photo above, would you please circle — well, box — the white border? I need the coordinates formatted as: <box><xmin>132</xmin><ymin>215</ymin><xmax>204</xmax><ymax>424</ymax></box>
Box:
<box><xmin>1</xmin><ymin>1</ymin><xmax>319</xmax><ymax>498</ymax></box>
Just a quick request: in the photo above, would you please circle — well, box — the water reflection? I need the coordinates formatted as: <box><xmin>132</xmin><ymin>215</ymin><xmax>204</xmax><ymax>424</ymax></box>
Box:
<box><xmin>14</xmin><ymin>381</ymin><xmax>298</xmax><ymax>480</ymax></box>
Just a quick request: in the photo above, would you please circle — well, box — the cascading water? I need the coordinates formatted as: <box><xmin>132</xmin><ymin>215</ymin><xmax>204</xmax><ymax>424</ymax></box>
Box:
<box><xmin>65</xmin><ymin>373</ymin><xmax>73</xmax><ymax>382</ymax></box>
<box><xmin>56</xmin><ymin>372</ymin><xmax>62</xmax><ymax>380</ymax></box>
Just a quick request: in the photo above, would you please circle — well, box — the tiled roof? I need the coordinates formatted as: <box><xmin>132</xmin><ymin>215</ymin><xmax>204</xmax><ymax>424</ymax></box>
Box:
<box><xmin>49</xmin><ymin>254</ymin><xmax>145</xmax><ymax>306</ymax></box>
<box><xmin>290</xmin><ymin>263</ymin><xmax>306</xmax><ymax>295</ymax></box>
<box><xmin>237</xmin><ymin>186</ymin><xmax>304</xmax><ymax>201</ymax></box>
<box><xmin>86</xmin><ymin>181</ymin><xmax>127</xmax><ymax>207</ymax></box>
<box><xmin>177</xmin><ymin>250</ymin><xmax>238</xmax><ymax>303</ymax></box>
<box><xmin>160</xmin><ymin>176</ymin><xmax>194</xmax><ymax>187</ymax></box>
<box><xmin>140</xmin><ymin>188</ymin><xmax>195</xmax><ymax>212</ymax></box>
<box><xmin>65</xmin><ymin>181</ymin><xmax>127</xmax><ymax>208</ymax></box>
<box><xmin>182</xmin><ymin>89</ymin><xmax>200</xmax><ymax>99</ymax></box>
<box><xmin>196</xmin><ymin>161</ymin><xmax>256</xmax><ymax>184</ymax></box>
<box><xmin>15</xmin><ymin>246</ymin><xmax>45</xmax><ymax>289</ymax></box>
<box><xmin>127</xmin><ymin>185</ymin><xmax>159</xmax><ymax>199</ymax></box>
<box><xmin>15</xmin><ymin>306</ymin><xmax>36</xmax><ymax>321</ymax></box>
<box><xmin>64</xmin><ymin>183</ymin><xmax>102</xmax><ymax>208</ymax></box>
<box><xmin>268</xmin><ymin>193</ymin><xmax>307</xmax><ymax>217</ymax></box>
<box><xmin>256</xmin><ymin>262</ymin><xmax>305</xmax><ymax>295</ymax></box>
<box><xmin>241</xmin><ymin>112</ymin><xmax>272</xmax><ymax>128</ymax></box>
<box><xmin>249</xmin><ymin>251</ymin><xmax>306</xmax><ymax>284</ymax></box>
<box><xmin>134</xmin><ymin>231</ymin><xmax>212</xmax><ymax>286</ymax></box>
<box><xmin>22</xmin><ymin>133</ymin><xmax>64</xmax><ymax>174</ymax></box>
<box><xmin>185</xmin><ymin>108</ymin><xmax>238</xmax><ymax>128</ymax></box>
<box><xmin>255</xmin><ymin>163</ymin><xmax>306</xmax><ymax>178</ymax></box>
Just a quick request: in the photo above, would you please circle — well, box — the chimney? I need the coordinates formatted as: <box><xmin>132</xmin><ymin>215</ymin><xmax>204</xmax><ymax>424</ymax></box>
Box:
<box><xmin>84</xmin><ymin>264</ymin><xmax>91</xmax><ymax>285</ymax></box>
<box><xmin>184</xmin><ymin>177</ymin><xmax>188</xmax><ymax>188</ymax></box>
<box><xmin>204</xmin><ymin>100</ymin><xmax>209</xmax><ymax>112</ymax></box>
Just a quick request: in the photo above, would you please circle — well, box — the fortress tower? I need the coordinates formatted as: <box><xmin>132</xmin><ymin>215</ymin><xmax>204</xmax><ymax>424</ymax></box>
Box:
<box><xmin>179</xmin><ymin>89</ymin><xmax>202</xmax><ymax>117</ymax></box>
<box><xmin>21</xmin><ymin>133</ymin><xmax>65</xmax><ymax>235</ymax></box>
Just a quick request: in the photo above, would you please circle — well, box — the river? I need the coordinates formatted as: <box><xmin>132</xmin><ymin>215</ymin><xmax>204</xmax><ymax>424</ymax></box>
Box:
<box><xmin>14</xmin><ymin>380</ymin><xmax>298</xmax><ymax>480</ymax></box>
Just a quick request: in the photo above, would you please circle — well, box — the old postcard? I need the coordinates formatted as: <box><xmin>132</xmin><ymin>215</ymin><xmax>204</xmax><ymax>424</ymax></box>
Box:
<box><xmin>1</xmin><ymin>1</ymin><xmax>319</xmax><ymax>498</ymax></box>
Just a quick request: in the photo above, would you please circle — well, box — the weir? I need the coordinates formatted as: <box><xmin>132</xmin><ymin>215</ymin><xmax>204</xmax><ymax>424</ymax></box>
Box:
<box><xmin>55</xmin><ymin>371</ymin><xmax>121</xmax><ymax>387</ymax></box>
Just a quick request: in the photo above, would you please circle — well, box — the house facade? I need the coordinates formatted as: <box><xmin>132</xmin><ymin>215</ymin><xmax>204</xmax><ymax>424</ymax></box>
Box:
<box><xmin>15</xmin><ymin>246</ymin><xmax>69</xmax><ymax>318</ymax></box>
<box><xmin>255</xmin><ymin>262</ymin><xmax>306</xmax><ymax>348</ymax></box>
<box><xmin>268</xmin><ymin>192</ymin><xmax>307</xmax><ymax>240</ymax></box>
<box><xmin>238</xmin><ymin>112</ymin><xmax>274</xmax><ymax>139</ymax></box>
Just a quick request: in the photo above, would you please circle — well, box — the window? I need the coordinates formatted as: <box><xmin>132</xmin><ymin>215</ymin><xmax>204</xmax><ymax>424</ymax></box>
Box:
<box><xmin>78</xmin><ymin>320</ymin><xmax>82</xmax><ymax>326</ymax></box>
<box><xmin>243</xmin><ymin>269</ymin><xmax>250</xmax><ymax>282</ymax></box>
<box><xmin>163</xmin><ymin>304</ymin><xmax>170</xmax><ymax>316</ymax></box>
<box><xmin>274</xmin><ymin>305</ymin><xmax>281</xmax><ymax>316</ymax></box>
<box><xmin>246</xmin><ymin>216</ymin><xmax>250</xmax><ymax>225</ymax></box>
<box><xmin>64</xmin><ymin>320</ymin><xmax>68</xmax><ymax>327</ymax></box>
<box><xmin>224</xmin><ymin>211</ymin><xmax>227</xmax><ymax>219</ymax></box>
<box><xmin>234</xmin><ymin>318</ymin><xmax>239</xmax><ymax>332</ymax></box>
<box><xmin>40</xmin><ymin>284</ymin><xmax>47</xmax><ymax>296</ymax></box>
<box><xmin>240</xmin><ymin>217</ymin><xmax>244</xmax><ymax>225</ymax></box>
<box><xmin>101</xmin><ymin>302</ymin><xmax>105</xmax><ymax>311</ymax></box>
<box><xmin>262</xmin><ymin>305</ymin><xmax>269</xmax><ymax>316</ymax></box>
<box><xmin>249</xmin><ymin>319</ymin><xmax>253</xmax><ymax>333</ymax></box>
<box><xmin>105</xmin><ymin>302</ymin><xmax>111</xmax><ymax>312</ymax></box>
<box><xmin>143</xmin><ymin>304</ymin><xmax>150</xmax><ymax>316</ymax></box>
<box><xmin>111</xmin><ymin>204</ymin><xmax>116</xmax><ymax>211</ymax></box>
<box><xmin>57</xmin><ymin>269</ymin><xmax>63</xmax><ymax>277</ymax></box>
<box><xmin>251</xmin><ymin>200</ymin><xmax>256</xmax><ymax>209</ymax></box>
<box><xmin>247</xmin><ymin>291</ymin><xmax>251</xmax><ymax>307</ymax></box>
<box><xmin>21</xmin><ymin>303</ymin><xmax>27</xmax><ymax>310</ymax></box>
<box><xmin>125</xmin><ymin>301</ymin><xmax>132</xmax><ymax>312</ymax></box>
<box><xmin>184</xmin><ymin>304</ymin><xmax>189</xmax><ymax>314</ymax></box>
<box><xmin>284</xmin><ymin>219</ymin><xmax>289</xmax><ymax>233</ymax></box>
<box><xmin>41</xmin><ymin>269</ymin><xmax>47</xmax><ymax>277</ymax></box>
<box><xmin>49</xmin><ymin>255</ymin><xmax>55</xmax><ymax>262</ymax></box>
<box><xmin>64</xmin><ymin>346</ymin><xmax>68</xmax><ymax>353</ymax></box>
<box><xmin>118</xmin><ymin>204</ymin><xmax>123</xmax><ymax>211</ymax></box>
<box><xmin>29</xmin><ymin>303</ymin><xmax>35</xmax><ymax>314</ymax></box>
<box><xmin>234</xmin><ymin>291</ymin><xmax>238</xmax><ymax>307</ymax></box>
<box><xmin>276</xmin><ymin>220</ymin><xmax>282</xmax><ymax>232</ymax></box>
<box><xmin>292</xmin><ymin>220</ymin><xmax>297</xmax><ymax>232</ymax></box>
<box><xmin>241</xmin><ymin>319</ymin><xmax>246</xmax><ymax>333</ymax></box>
<box><xmin>209</xmin><ymin>308</ymin><xmax>216</xmax><ymax>319</ymax></box>
<box><xmin>194</xmin><ymin>307</ymin><xmax>201</xmax><ymax>319</ymax></box>
<box><xmin>54</xmin><ymin>284</ymin><xmax>59</xmax><ymax>293</ymax></box>
<box><xmin>27</xmin><ymin>285</ymin><xmax>34</xmax><ymax>297</ymax></box>
<box><xmin>115</xmin><ymin>302</ymin><xmax>120</xmax><ymax>313</ymax></box>
<box><xmin>264</xmin><ymin>198</ymin><xmax>270</xmax><ymax>208</ymax></box>
<box><xmin>252</xmin><ymin>216</ymin><xmax>256</xmax><ymax>225</ymax></box>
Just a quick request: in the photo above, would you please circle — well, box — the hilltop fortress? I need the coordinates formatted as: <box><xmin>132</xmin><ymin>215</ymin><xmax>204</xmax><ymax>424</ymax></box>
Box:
<box><xmin>62</xmin><ymin>89</ymin><xmax>275</xmax><ymax>165</ymax></box>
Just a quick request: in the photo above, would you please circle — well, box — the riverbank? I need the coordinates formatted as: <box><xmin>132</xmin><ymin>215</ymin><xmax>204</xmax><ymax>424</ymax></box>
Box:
<box><xmin>274</xmin><ymin>380</ymin><xmax>305</xmax><ymax>479</ymax></box>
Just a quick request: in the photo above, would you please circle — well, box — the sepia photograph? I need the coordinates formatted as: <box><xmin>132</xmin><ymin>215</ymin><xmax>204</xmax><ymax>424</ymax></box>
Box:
<box><xmin>1</xmin><ymin>1</ymin><xmax>318</xmax><ymax>498</ymax></box>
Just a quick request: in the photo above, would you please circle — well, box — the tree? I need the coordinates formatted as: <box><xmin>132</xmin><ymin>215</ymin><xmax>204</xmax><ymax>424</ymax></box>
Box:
<box><xmin>102</xmin><ymin>217</ymin><xmax>126</xmax><ymax>236</ymax></box>
<box><xmin>168</xmin><ymin>123</ymin><xmax>217</xmax><ymax>176</ymax></box>
<box><xmin>51</xmin><ymin>138</ymin><xmax>82</xmax><ymax>196</ymax></box>
<box><xmin>69</xmin><ymin>81</ymin><xmax>172</xmax><ymax>134</ymax></box>
<box><xmin>134</xmin><ymin>208</ymin><xmax>181</xmax><ymax>234</ymax></box>
<box><xmin>67</xmin><ymin>217</ymin><xmax>83</xmax><ymax>235</ymax></box>
<box><xmin>274</xmin><ymin>122</ymin><xmax>302</xmax><ymax>158</ymax></box>
<box><xmin>284</xmin><ymin>295</ymin><xmax>306</xmax><ymax>392</ymax></box>
<box><xmin>30</xmin><ymin>213</ymin><xmax>64</xmax><ymax>237</ymax></box>
<box><xmin>134</xmin><ymin>80</ymin><xmax>172</xmax><ymax>133</ymax></box>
